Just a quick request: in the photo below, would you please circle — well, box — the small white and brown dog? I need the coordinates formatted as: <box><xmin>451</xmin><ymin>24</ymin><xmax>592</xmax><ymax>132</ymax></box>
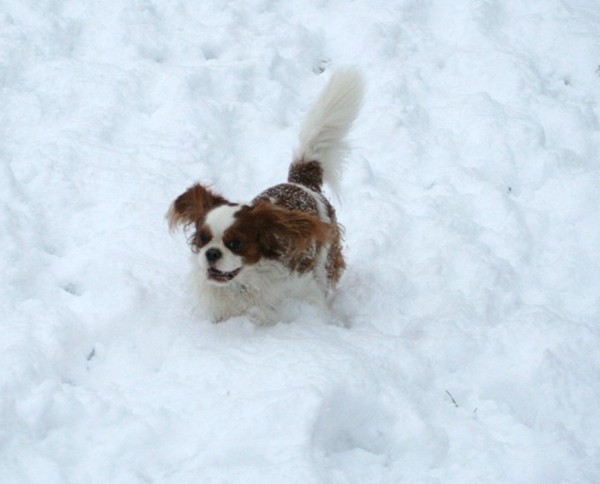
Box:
<box><xmin>167</xmin><ymin>69</ymin><xmax>364</xmax><ymax>323</ymax></box>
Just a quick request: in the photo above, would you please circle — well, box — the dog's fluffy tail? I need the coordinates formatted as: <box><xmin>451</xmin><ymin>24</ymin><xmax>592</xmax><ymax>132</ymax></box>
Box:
<box><xmin>289</xmin><ymin>69</ymin><xmax>364</xmax><ymax>193</ymax></box>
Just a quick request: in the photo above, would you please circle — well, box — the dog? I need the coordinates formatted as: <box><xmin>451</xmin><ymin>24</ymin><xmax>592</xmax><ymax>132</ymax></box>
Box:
<box><xmin>167</xmin><ymin>69</ymin><xmax>364</xmax><ymax>323</ymax></box>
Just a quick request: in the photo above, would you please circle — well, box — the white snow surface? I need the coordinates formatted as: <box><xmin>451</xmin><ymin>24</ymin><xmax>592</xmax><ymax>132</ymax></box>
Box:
<box><xmin>2</xmin><ymin>0</ymin><xmax>600</xmax><ymax>482</ymax></box>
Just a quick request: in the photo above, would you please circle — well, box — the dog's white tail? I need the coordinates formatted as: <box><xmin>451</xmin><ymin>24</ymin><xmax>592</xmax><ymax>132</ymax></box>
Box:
<box><xmin>289</xmin><ymin>69</ymin><xmax>364</xmax><ymax>193</ymax></box>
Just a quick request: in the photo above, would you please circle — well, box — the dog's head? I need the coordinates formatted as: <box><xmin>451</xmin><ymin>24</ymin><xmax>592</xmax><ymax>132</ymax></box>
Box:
<box><xmin>167</xmin><ymin>183</ymin><xmax>332</xmax><ymax>285</ymax></box>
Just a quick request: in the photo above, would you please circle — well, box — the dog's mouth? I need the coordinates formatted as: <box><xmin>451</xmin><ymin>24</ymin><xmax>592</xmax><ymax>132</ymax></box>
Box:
<box><xmin>207</xmin><ymin>267</ymin><xmax>241</xmax><ymax>283</ymax></box>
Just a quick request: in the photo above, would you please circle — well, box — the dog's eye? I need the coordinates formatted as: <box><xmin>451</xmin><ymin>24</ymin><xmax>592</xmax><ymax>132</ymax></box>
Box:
<box><xmin>197</xmin><ymin>232</ymin><xmax>211</xmax><ymax>246</ymax></box>
<box><xmin>226</xmin><ymin>239</ymin><xmax>244</xmax><ymax>253</ymax></box>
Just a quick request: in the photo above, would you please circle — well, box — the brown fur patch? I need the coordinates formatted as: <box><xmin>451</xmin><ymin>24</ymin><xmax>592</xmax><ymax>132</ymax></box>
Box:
<box><xmin>322</xmin><ymin>200</ymin><xmax>345</xmax><ymax>283</ymax></box>
<box><xmin>252</xmin><ymin>184</ymin><xmax>320</xmax><ymax>215</ymax></box>
<box><xmin>231</xmin><ymin>201</ymin><xmax>332</xmax><ymax>263</ymax></box>
<box><xmin>167</xmin><ymin>184</ymin><xmax>229</xmax><ymax>231</ymax></box>
<box><xmin>253</xmin><ymin>182</ymin><xmax>346</xmax><ymax>282</ymax></box>
<box><xmin>288</xmin><ymin>160</ymin><xmax>324</xmax><ymax>192</ymax></box>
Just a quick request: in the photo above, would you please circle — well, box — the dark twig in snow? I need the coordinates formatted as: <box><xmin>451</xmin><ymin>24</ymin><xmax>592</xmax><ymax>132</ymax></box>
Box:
<box><xmin>446</xmin><ymin>390</ymin><xmax>459</xmax><ymax>408</ymax></box>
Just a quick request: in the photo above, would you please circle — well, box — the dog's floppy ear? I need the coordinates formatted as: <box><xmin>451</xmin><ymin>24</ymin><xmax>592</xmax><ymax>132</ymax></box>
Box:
<box><xmin>167</xmin><ymin>183</ymin><xmax>229</xmax><ymax>231</ymax></box>
<box><xmin>246</xmin><ymin>201</ymin><xmax>333</xmax><ymax>258</ymax></box>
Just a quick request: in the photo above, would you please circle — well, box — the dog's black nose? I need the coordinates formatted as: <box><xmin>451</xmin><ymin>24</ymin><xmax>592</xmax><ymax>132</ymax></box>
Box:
<box><xmin>205</xmin><ymin>248</ymin><xmax>222</xmax><ymax>263</ymax></box>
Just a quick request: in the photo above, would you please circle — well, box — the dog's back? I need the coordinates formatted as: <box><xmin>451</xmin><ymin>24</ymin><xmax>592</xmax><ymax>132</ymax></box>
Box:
<box><xmin>253</xmin><ymin>69</ymin><xmax>364</xmax><ymax>290</ymax></box>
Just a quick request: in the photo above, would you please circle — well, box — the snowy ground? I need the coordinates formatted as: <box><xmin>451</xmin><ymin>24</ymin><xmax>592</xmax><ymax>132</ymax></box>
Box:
<box><xmin>2</xmin><ymin>0</ymin><xmax>600</xmax><ymax>482</ymax></box>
